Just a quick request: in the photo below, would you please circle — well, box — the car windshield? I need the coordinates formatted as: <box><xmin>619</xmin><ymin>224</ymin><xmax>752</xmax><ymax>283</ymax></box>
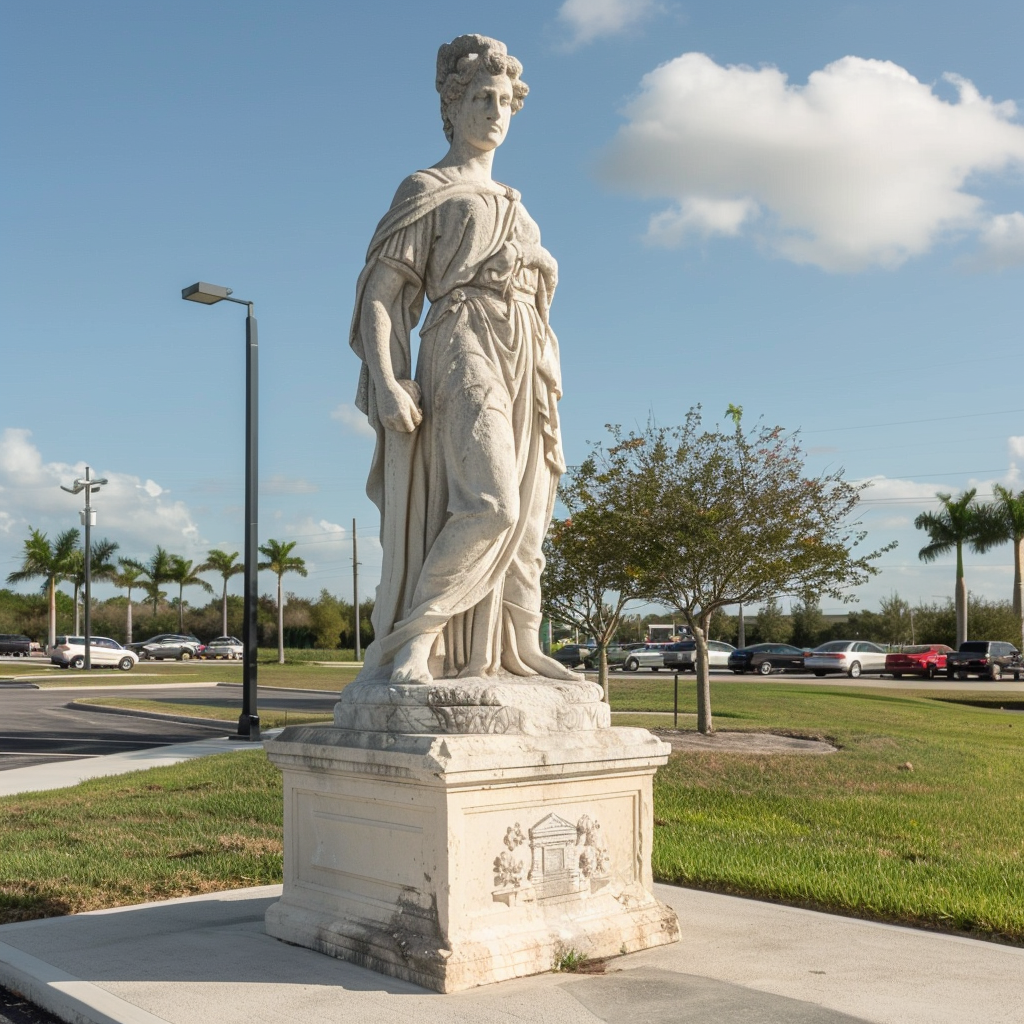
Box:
<box><xmin>814</xmin><ymin>641</ymin><xmax>851</xmax><ymax>652</ymax></box>
<box><xmin>959</xmin><ymin>642</ymin><xmax>990</xmax><ymax>653</ymax></box>
<box><xmin>899</xmin><ymin>646</ymin><xmax>937</xmax><ymax>655</ymax></box>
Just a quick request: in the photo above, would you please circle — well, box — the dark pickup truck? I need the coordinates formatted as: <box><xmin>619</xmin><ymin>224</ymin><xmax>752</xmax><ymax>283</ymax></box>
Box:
<box><xmin>945</xmin><ymin>641</ymin><xmax>1022</xmax><ymax>681</ymax></box>
<box><xmin>0</xmin><ymin>634</ymin><xmax>32</xmax><ymax>657</ymax></box>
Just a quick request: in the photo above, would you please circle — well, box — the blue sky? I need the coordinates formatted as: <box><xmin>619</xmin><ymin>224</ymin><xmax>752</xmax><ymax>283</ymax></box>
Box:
<box><xmin>2</xmin><ymin>0</ymin><xmax>1022</xmax><ymax>617</ymax></box>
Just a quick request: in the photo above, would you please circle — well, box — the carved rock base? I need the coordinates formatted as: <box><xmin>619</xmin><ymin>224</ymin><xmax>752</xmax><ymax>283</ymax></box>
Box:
<box><xmin>333</xmin><ymin>674</ymin><xmax>610</xmax><ymax>735</ymax></box>
<box><xmin>263</xmin><ymin>726</ymin><xmax>680</xmax><ymax>993</ymax></box>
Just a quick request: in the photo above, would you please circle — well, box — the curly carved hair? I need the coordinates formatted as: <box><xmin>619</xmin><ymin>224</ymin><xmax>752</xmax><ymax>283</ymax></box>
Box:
<box><xmin>436</xmin><ymin>34</ymin><xmax>528</xmax><ymax>143</ymax></box>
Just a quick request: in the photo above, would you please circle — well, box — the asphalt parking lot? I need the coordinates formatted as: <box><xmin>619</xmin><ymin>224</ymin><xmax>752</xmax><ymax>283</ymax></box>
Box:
<box><xmin>0</xmin><ymin>683</ymin><xmax>337</xmax><ymax>772</ymax></box>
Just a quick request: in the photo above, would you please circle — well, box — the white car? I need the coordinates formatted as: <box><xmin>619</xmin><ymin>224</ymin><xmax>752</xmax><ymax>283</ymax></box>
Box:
<box><xmin>49</xmin><ymin>636</ymin><xmax>138</xmax><ymax>671</ymax></box>
<box><xmin>200</xmin><ymin>636</ymin><xmax>244</xmax><ymax>660</ymax></box>
<box><xmin>662</xmin><ymin>640</ymin><xmax>737</xmax><ymax>672</ymax></box>
<box><xmin>804</xmin><ymin>640</ymin><xmax>887</xmax><ymax>679</ymax></box>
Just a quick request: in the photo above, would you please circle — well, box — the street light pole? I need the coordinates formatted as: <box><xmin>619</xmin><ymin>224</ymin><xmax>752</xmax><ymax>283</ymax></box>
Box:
<box><xmin>182</xmin><ymin>282</ymin><xmax>260</xmax><ymax>740</ymax></box>
<box><xmin>61</xmin><ymin>467</ymin><xmax>107</xmax><ymax>671</ymax></box>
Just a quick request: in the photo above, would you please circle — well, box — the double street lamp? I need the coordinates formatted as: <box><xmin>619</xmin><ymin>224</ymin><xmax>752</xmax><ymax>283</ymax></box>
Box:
<box><xmin>182</xmin><ymin>282</ymin><xmax>260</xmax><ymax>740</ymax></box>
<box><xmin>61</xmin><ymin>467</ymin><xmax>108</xmax><ymax>670</ymax></box>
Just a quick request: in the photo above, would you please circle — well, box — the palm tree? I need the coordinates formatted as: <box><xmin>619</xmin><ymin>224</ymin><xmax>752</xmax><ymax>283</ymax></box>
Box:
<box><xmin>112</xmin><ymin>558</ymin><xmax>147</xmax><ymax>645</ymax></box>
<box><xmin>199</xmin><ymin>549</ymin><xmax>244</xmax><ymax>636</ymax></box>
<box><xmin>915</xmin><ymin>489</ymin><xmax>989</xmax><ymax>647</ymax></box>
<box><xmin>66</xmin><ymin>538</ymin><xmax>119</xmax><ymax>635</ymax></box>
<box><xmin>168</xmin><ymin>556</ymin><xmax>214</xmax><ymax>633</ymax></box>
<box><xmin>973</xmin><ymin>484</ymin><xmax>1024</xmax><ymax>648</ymax></box>
<box><xmin>258</xmin><ymin>539</ymin><xmax>308</xmax><ymax>663</ymax></box>
<box><xmin>141</xmin><ymin>546</ymin><xmax>176</xmax><ymax>616</ymax></box>
<box><xmin>6</xmin><ymin>527</ymin><xmax>80</xmax><ymax>648</ymax></box>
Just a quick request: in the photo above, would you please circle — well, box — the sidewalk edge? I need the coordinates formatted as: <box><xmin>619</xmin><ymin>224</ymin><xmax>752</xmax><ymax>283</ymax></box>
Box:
<box><xmin>0</xmin><ymin>940</ymin><xmax>170</xmax><ymax>1024</ymax></box>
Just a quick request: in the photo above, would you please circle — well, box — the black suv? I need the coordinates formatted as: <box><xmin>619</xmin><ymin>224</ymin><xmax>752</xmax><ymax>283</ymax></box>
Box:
<box><xmin>945</xmin><ymin>641</ymin><xmax>1022</xmax><ymax>681</ymax></box>
<box><xmin>0</xmin><ymin>634</ymin><xmax>32</xmax><ymax>657</ymax></box>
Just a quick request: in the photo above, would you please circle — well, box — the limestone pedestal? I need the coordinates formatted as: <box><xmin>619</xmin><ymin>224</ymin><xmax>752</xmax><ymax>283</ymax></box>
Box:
<box><xmin>264</xmin><ymin>678</ymin><xmax>679</xmax><ymax>992</ymax></box>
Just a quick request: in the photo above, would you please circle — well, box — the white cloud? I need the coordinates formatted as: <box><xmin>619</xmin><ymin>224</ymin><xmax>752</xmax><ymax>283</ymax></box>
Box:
<box><xmin>331</xmin><ymin>403</ymin><xmax>375</xmax><ymax>439</ymax></box>
<box><xmin>0</xmin><ymin>428</ymin><xmax>202</xmax><ymax>560</ymax></box>
<box><xmin>557</xmin><ymin>0</ymin><xmax>657</xmax><ymax>48</ymax></box>
<box><xmin>977</xmin><ymin>212</ymin><xmax>1024</xmax><ymax>268</ymax></box>
<box><xmin>1010</xmin><ymin>436</ymin><xmax>1024</xmax><ymax>460</ymax></box>
<box><xmin>262</xmin><ymin>474</ymin><xmax>319</xmax><ymax>495</ymax></box>
<box><xmin>647</xmin><ymin>196</ymin><xmax>759</xmax><ymax>246</ymax></box>
<box><xmin>602</xmin><ymin>53</ymin><xmax>1024</xmax><ymax>271</ymax></box>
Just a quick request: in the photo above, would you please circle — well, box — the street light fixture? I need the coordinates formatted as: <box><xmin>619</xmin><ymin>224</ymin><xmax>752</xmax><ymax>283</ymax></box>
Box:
<box><xmin>182</xmin><ymin>281</ymin><xmax>260</xmax><ymax>741</ymax></box>
<box><xmin>61</xmin><ymin>467</ymin><xmax>108</xmax><ymax>670</ymax></box>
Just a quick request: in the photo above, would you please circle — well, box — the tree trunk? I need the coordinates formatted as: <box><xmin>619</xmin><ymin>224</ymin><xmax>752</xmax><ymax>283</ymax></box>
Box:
<box><xmin>737</xmin><ymin>604</ymin><xmax>746</xmax><ymax>649</ymax></box>
<box><xmin>48</xmin><ymin>577</ymin><xmax>57</xmax><ymax>650</ymax></box>
<box><xmin>126</xmin><ymin>592</ymin><xmax>133</xmax><ymax>646</ymax></box>
<box><xmin>694</xmin><ymin>613</ymin><xmax>714</xmax><ymax>735</ymax></box>
<box><xmin>277</xmin><ymin>575</ymin><xmax>285</xmax><ymax>664</ymax></box>
<box><xmin>955</xmin><ymin>542</ymin><xmax>967</xmax><ymax>648</ymax></box>
<box><xmin>222</xmin><ymin>581</ymin><xmax>229</xmax><ymax>637</ymax></box>
<box><xmin>597</xmin><ymin>643</ymin><xmax>609</xmax><ymax>702</ymax></box>
<box><xmin>1014</xmin><ymin>535</ymin><xmax>1023</xmax><ymax>650</ymax></box>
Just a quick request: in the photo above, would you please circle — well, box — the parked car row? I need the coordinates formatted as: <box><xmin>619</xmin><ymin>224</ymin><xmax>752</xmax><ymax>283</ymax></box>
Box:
<box><xmin>45</xmin><ymin>633</ymin><xmax>247</xmax><ymax>670</ymax></box>
<box><xmin>556</xmin><ymin>638</ymin><xmax>1022</xmax><ymax>680</ymax></box>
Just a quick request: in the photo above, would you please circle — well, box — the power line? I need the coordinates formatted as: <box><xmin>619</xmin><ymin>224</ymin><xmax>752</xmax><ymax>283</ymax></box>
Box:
<box><xmin>801</xmin><ymin>408</ymin><xmax>1024</xmax><ymax>435</ymax></box>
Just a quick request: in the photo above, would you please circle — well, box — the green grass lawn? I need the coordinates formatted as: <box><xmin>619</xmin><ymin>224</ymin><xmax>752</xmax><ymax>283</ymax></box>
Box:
<box><xmin>75</xmin><ymin>697</ymin><xmax>334</xmax><ymax>729</ymax></box>
<box><xmin>11</xmin><ymin>659</ymin><xmax>361</xmax><ymax>691</ymax></box>
<box><xmin>2</xmin><ymin>681</ymin><xmax>1023</xmax><ymax>943</ymax></box>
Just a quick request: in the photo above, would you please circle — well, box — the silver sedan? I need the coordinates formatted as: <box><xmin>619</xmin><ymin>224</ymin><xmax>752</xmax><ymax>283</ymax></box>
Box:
<box><xmin>621</xmin><ymin>645</ymin><xmax>671</xmax><ymax>672</ymax></box>
<box><xmin>804</xmin><ymin>640</ymin><xmax>888</xmax><ymax>679</ymax></box>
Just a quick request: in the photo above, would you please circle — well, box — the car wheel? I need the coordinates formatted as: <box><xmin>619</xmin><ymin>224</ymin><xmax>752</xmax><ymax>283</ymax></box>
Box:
<box><xmin>624</xmin><ymin>658</ymin><xmax>639</xmax><ymax>672</ymax></box>
<box><xmin>118</xmin><ymin>657</ymin><xmax>134</xmax><ymax>671</ymax></box>
<box><xmin>989</xmin><ymin>663</ymin><xmax>1002</xmax><ymax>681</ymax></box>
<box><xmin>847</xmin><ymin>661</ymin><xmax>862</xmax><ymax>679</ymax></box>
<box><xmin>70</xmin><ymin>655</ymin><xmax>85</xmax><ymax>669</ymax></box>
<box><xmin>814</xmin><ymin>671</ymin><xmax>826</xmax><ymax>677</ymax></box>
<box><xmin>140</xmin><ymin>651</ymin><xmax>149</xmax><ymax>660</ymax></box>
<box><xmin>926</xmin><ymin>666</ymin><xmax>937</xmax><ymax>679</ymax></box>
<box><xmin>651</xmin><ymin>666</ymin><xmax>660</xmax><ymax>672</ymax></box>
<box><xmin>179</xmin><ymin>650</ymin><xmax>192</xmax><ymax>661</ymax></box>
<box><xmin>731</xmin><ymin>668</ymin><xmax>744</xmax><ymax>674</ymax></box>
<box><xmin>892</xmin><ymin>672</ymin><xmax>902</xmax><ymax>679</ymax></box>
<box><xmin>957</xmin><ymin>670</ymin><xmax>968</xmax><ymax>680</ymax></box>
<box><xmin>758</xmin><ymin>661</ymin><xmax>773</xmax><ymax>676</ymax></box>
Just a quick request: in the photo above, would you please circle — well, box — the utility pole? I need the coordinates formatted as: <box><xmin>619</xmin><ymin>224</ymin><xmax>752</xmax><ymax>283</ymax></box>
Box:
<box><xmin>61</xmin><ymin>466</ymin><xmax>107</xmax><ymax>671</ymax></box>
<box><xmin>352</xmin><ymin>518</ymin><xmax>360</xmax><ymax>661</ymax></box>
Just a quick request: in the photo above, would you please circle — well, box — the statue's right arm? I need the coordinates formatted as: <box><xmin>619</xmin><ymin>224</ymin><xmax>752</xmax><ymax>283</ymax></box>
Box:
<box><xmin>360</xmin><ymin>262</ymin><xmax>423</xmax><ymax>434</ymax></box>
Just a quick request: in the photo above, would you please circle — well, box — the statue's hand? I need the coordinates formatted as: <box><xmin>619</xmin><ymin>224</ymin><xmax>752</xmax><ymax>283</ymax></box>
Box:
<box><xmin>379</xmin><ymin>379</ymin><xmax>422</xmax><ymax>433</ymax></box>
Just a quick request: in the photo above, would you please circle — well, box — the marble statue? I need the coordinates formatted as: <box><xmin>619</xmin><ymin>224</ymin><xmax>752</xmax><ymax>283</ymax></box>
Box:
<box><xmin>350</xmin><ymin>33</ymin><xmax>578</xmax><ymax>686</ymax></box>
<box><xmin>264</xmin><ymin>38</ymin><xmax>679</xmax><ymax>989</ymax></box>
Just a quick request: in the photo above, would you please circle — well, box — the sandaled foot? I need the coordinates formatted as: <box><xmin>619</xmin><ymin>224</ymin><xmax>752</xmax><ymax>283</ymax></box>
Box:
<box><xmin>519</xmin><ymin>647</ymin><xmax>584</xmax><ymax>681</ymax></box>
<box><xmin>390</xmin><ymin>634</ymin><xmax>436</xmax><ymax>685</ymax></box>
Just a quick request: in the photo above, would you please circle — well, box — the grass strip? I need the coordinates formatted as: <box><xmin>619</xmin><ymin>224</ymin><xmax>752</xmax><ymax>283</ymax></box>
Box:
<box><xmin>74</xmin><ymin>697</ymin><xmax>334</xmax><ymax>729</ymax></box>
<box><xmin>31</xmin><ymin>661</ymin><xmax>361</xmax><ymax>690</ymax></box>
<box><xmin>0</xmin><ymin>751</ymin><xmax>282</xmax><ymax>923</ymax></box>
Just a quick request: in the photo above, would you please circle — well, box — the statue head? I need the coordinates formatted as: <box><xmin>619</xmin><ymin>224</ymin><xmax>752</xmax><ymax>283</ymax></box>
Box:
<box><xmin>436</xmin><ymin>34</ymin><xmax>529</xmax><ymax>145</ymax></box>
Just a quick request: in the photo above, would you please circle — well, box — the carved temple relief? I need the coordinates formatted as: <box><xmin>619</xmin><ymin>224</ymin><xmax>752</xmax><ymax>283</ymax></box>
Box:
<box><xmin>491</xmin><ymin>813</ymin><xmax>611</xmax><ymax>907</ymax></box>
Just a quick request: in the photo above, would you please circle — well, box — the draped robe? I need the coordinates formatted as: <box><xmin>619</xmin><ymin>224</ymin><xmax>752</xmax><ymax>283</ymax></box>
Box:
<box><xmin>350</xmin><ymin>168</ymin><xmax>565</xmax><ymax>679</ymax></box>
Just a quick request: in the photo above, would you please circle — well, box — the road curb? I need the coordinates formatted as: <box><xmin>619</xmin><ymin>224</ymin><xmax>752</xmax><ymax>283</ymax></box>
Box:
<box><xmin>65</xmin><ymin>701</ymin><xmax>234</xmax><ymax>731</ymax></box>
<box><xmin>0</xmin><ymin>681</ymin><xmax>39</xmax><ymax>689</ymax></box>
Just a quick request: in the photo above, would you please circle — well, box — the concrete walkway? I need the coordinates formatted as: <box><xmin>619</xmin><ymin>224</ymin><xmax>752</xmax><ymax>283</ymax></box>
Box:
<box><xmin>0</xmin><ymin>884</ymin><xmax>1021</xmax><ymax>1024</ymax></box>
<box><xmin>0</xmin><ymin>732</ymin><xmax>276</xmax><ymax>798</ymax></box>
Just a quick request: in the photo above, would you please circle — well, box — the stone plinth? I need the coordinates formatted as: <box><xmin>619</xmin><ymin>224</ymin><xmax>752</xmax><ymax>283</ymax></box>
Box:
<box><xmin>263</xmin><ymin>722</ymin><xmax>679</xmax><ymax>993</ymax></box>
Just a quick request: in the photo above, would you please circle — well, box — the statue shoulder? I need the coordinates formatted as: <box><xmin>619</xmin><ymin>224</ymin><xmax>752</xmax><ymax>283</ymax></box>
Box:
<box><xmin>389</xmin><ymin>170</ymin><xmax>450</xmax><ymax>207</ymax></box>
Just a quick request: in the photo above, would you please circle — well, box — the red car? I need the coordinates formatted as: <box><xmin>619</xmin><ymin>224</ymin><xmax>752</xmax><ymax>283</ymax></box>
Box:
<box><xmin>885</xmin><ymin>644</ymin><xmax>953</xmax><ymax>679</ymax></box>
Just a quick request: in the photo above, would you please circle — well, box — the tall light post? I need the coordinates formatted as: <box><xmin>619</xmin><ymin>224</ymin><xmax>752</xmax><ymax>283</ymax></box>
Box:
<box><xmin>182</xmin><ymin>282</ymin><xmax>260</xmax><ymax>740</ymax></box>
<box><xmin>61</xmin><ymin>467</ymin><xmax>108</xmax><ymax>670</ymax></box>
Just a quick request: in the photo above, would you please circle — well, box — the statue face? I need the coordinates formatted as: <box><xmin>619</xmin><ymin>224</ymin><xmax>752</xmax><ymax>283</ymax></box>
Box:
<box><xmin>451</xmin><ymin>70</ymin><xmax>513</xmax><ymax>153</ymax></box>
